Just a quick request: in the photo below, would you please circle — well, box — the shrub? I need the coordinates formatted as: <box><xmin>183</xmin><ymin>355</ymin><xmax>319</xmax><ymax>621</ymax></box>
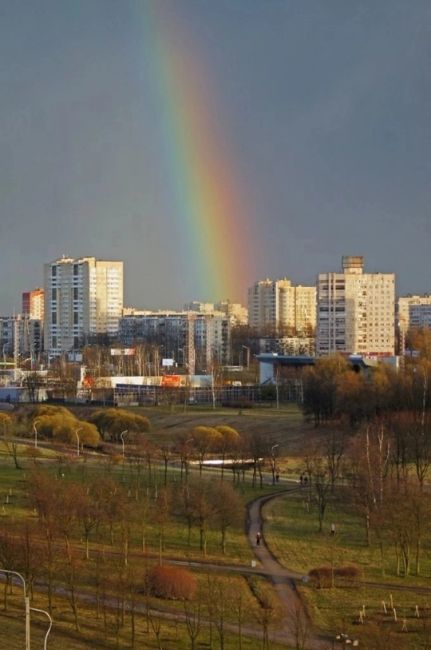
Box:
<box><xmin>148</xmin><ymin>565</ymin><xmax>197</xmax><ymax>600</ymax></box>
<box><xmin>308</xmin><ymin>565</ymin><xmax>360</xmax><ymax>589</ymax></box>
<box><xmin>308</xmin><ymin>566</ymin><xmax>333</xmax><ymax>589</ymax></box>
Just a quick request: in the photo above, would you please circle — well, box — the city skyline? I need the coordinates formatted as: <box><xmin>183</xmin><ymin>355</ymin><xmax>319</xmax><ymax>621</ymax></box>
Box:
<box><xmin>0</xmin><ymin>1</ymin><xmax>430</xmax><ymax>313</ymax></box>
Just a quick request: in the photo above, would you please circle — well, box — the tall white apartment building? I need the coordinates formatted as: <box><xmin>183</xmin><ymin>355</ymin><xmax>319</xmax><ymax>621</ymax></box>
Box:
<box><xmin>248</xmin><ymin>278</ymin><xmax>316</xmax><ymax>334</ymax></box>
<box><xmin>317</xmin><ymin>256</ymin><xmax>395</xmax><ymax>357</ymax></box>
<box><xmin>44</xmin><ymin>256</ymin><xmax>123</xmax><ymax>356</ymax></box>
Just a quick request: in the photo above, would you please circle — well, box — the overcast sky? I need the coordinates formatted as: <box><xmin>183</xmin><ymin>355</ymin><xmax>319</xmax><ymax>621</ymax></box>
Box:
<box><xmin>0</xmin><ymin>0</ymin><xmax>430</xmax><ymax>312</ymax></box>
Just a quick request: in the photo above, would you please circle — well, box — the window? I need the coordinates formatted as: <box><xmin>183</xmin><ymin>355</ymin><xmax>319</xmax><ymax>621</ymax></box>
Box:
<box><xmin>52</xmin><ymin>312</ymin><xmax>57</xmax><ymax>325</ymax></box>
<box><xmin>52</xmin><ymin>288</ymin><xmax>57</xmax><ymax>301</ymax></box>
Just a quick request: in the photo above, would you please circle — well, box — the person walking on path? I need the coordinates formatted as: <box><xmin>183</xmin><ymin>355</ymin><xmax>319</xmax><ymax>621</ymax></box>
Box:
<box><xmin>256</xmin><ymin>531</ymin><xmax>261</xmax><ymax>546</ymax></box>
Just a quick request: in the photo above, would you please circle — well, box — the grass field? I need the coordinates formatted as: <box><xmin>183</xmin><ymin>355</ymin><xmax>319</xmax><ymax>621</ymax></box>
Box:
<box><xmin>262</xmin><ymin>488</ymin><xmax>431</xmax><ymax>646</ymax></box>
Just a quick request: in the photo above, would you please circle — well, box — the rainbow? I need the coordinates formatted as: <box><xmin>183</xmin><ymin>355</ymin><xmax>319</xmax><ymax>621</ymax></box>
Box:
<box><xmin>139</xmin><ymin>3</ymin><xmax>255</xmax><ymax>302</ymax></box>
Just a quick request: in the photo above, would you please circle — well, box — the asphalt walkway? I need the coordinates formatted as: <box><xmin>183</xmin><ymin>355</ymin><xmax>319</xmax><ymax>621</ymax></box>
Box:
<box><xmin>246</xmin><ymin>487</ymin><xmax>330</xmax><ymax>649</ymax></box>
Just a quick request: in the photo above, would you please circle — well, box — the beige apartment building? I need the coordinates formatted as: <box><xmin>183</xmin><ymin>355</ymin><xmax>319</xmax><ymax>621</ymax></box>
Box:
<box><xmin>398</xmin><ymin>294</ymin><xmax>431</xmax><ymax>354</ymax></box>
<box><xmin>44</xmin><ymin>256</ymin><xmax>123</xmax><ymax>356</ymax></box>
<box><xmin>248</xmin><ymin>278</ymin><xmax>316</xmax><ymax>335</ymax></box>
<box><xmin>317</xmin><ymin>256</ymin><xmax>395</xmax><ymax>357</ymax></box>
<box><xmin>22</xmin><ymin>288</ymin><xmax>45</xmax><ymax>321</ymax></box>
<box><xmin>398</xmin><ymin>294</ymin><xmax>431</xmax><ymax>333</ymax></box>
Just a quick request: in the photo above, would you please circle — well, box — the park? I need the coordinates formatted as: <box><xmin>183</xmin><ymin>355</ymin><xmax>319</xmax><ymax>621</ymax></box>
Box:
<box><xmin>0</xmin><ymin>351</ymin><xmax>430</xmax><ymax>649</ymax></box>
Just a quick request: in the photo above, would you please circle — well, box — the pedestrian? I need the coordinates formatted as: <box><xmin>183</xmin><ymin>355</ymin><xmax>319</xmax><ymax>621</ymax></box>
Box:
<box><xmin>330</xmin><ymin>523</ymin><xmax>336</xmax><ymax>536</ymax></box>
<box><xmin>299</xmin><ymin>474</ymin><xmax>303</xmax><ymax>486</ymax></box>
<box><xmin>303</xmin><ymin>475</ymin><xmax>308</xmax><ymax>486</ymax></box>
<box><xmin>275</xmin><ymin>471</ymin><xmax>280</xmax><ymax>483</ymax></box>
<box><xmin>256</xmin><ymin>531</ymin><xmax>261</xmax><ymax>546</ymax></box>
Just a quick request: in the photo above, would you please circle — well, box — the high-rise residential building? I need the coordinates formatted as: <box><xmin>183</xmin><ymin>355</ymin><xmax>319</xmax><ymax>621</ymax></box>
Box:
<box><xmin>248</xmin><ymin>278</ymin><xmax>316</xmax><ymax>335</ymax></box>
<box><xmin>317</xmin><ymin>256</ymin><xmax>395</xmax><ymax>357</ymax></box>
<box><xmin>0</xmin><ymin>315</ymin><xmax>42</xmax><ymax>361</ymax></box>
<box><xmin>44</xmin><ymin>256</ymin><xmax>123</xmax><ymax>356</ymax></box>
<box><xmin>398</xmin><ymin>295</ymin><xmax>431</xmax><ymax>333</ymax></box>
<box><xmin>214</xmin><ymin>300</ymin><xmax>248</xmax><ymax>326</ymax></box>
<box><xmin>409</xmin><ymin>304</ymin><xmax>431</xmax><ymax>330</ymax></box>
<box><xmin>22</xmin><ymin>288</ymin><xmax>45</xmax><ymax>321</ymax></box>
<box><xmin>183</xmin><ymin>300</ymin><xmax>248</xmax><ymax>326</ymax></box>
<box><xmin>119</xmin><ymin>310</ymin><xmax>231</xmax><ymax>373</ymax></box>
<box><xmin>183</xmin><ymin>302</ymin><xmax>215</xmax><ymax>314</ymax></box>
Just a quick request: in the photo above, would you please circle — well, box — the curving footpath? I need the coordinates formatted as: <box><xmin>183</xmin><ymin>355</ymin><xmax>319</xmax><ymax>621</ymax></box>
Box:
<box><xmin>247</xmin><ymin>488</ymin><xmax>329</xmax><ymax>649</ymax></box>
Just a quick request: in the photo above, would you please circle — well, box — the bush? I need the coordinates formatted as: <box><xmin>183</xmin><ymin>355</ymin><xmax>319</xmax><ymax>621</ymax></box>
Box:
<box><xmin>308</xmin><ymin>565</ymin><xmax>360</xmax><ymax>589</ymax></box>
<box><xmin>148</xmin><ymin>565</ymin><xmax>197</xmax><ymax>600</ymax></box>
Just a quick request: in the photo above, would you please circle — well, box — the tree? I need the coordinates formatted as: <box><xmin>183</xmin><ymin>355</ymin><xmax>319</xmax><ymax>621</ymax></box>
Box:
<box><xmin>0</xmin><ymin>412</ymin><xmax>21</xmax><ymax>469</ymax></box>
<box><xmin>214</xmin><ymin>425</ymin><xmax>241</xmax><ymax>480</ymax></box>
<box><xmin>303</xmin><ymin>355</ymin><xmax>348</xmax><ymax>424</ymax></box>
<box><xmin>30</xmin><ymin>406</ymin><xmax>100</xmax><ymax>448</ymax></box>
<box><xmin>305</xmin><ymin>456</ymin><xmax>332</xmax><ymax>532</ymax></box>
<box><xmin>90</xmin><ymin>408</ymin><xmax>150</xmax><ymax>442</ymax></box>
<box><xmin>212</xmin><ymin>481</ymin><xmax>242</xmax><ymax>554</ymax></box>
<box><xmin>152</xmin><ymin>487</ymin><xmax>171</xmax><ymax>564</ymax></box>
<box><xmin>191</xmin><ymin>426</ymin><xmax>222</xmax><ymax>476</ymax></box>
<box><xmin>336</xmin><ymin>370</ymin><xmax>374</xmax><ymax>426</ymax></box>
<box><xmin>323</xmin><ymin>427</ymin><xmax>346</xmax><ymax>492</ymax></box>
<box><xmin>188</xmin><ymin>480</ymin><xmax>217</xmax><ymax>556</ymax></box>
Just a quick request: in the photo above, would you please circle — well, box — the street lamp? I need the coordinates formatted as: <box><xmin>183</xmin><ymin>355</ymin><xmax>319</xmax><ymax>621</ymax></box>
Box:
<box><xmin>33</xmin><ymin>418</ymin><xmax>41</xmax><ymax>449</ymax></box>
<box><xmin>120</xmin><ymin>429</ymin><xmax>128</xmax><ymax>459</ymax></box>
<box><xmin>30</xmin><ymin>607</ymin><xmax>52</xmax><ymax>650</ymax></box>
<box><xmin>0</xmin><ymin>569</ymin><xmax>30</xmax><ymax>649</ymax></box>
<box><xmin>271</xmin><ymin>444</ymin><xmax>279</xmax><ymax>485</ymax></box>
<box><xmin>75</xmin><ymin>427</ymin><xmax>82</xmax><ymax>457</ymax></box>
<box><xmin>242</xmin><ymin>345</ymin><xmax>250</xmax><ymax>369</ymax></box>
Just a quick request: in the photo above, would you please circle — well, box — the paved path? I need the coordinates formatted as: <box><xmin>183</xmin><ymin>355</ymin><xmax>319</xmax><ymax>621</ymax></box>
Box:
<box><xmin>246</xmin><ymin>487</ymin><xmax>330</xmax><ymax>649</ymax></box>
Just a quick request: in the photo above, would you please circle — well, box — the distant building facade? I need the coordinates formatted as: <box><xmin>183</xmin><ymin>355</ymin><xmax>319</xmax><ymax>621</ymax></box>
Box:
<box><xmin>44</xmin><ymin>256</ymin><xmax>123</xmax><ymax>356</ymax></box>
<box><xmin>0</xmin><ymin>315</ymin><xmax>42</xmax><ymax>361</ymax></box>
<box><xmin>409</xmin><ymin>303</ymin><xmax>431</xmax><ymax>330</ymax></box>
<box><xmin>317</xmin><ymin>256</ymin><xmax>395</xmax><ymax>357</ymax></box>
<box><xmin>398</xmin><ymin>295</ymin><xmax>431</xmax><ymax>335</ymax></box>
<box><xmin>247</xmin><ymin>278</ymin><xmax>316</xmax><ymax>335</ymax></box>
<box><xmin>183</xmin><ymin>300</ymin><xmax>248</xmax><ymax>325</ymax></box>
<box><xmin>119</xmin><ymin>310</ymin><xmax>231</xmax><ymax>374</ymax></box>
<box><xmin>22</xmin><ymin>288</ymin><xmax>44</xmax><ymax>321</ymax></box>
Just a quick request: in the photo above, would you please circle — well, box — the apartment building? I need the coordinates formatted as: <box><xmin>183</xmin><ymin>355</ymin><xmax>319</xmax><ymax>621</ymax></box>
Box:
<box><xmin>44</xmin><ymin>256</ymin><xmax>123</xmax><ymax>356</ymax></box>
<box><xmin>248</xmin><ymin>278</ymin><xmax>316</xmax><ymax>334</ymax></box>
<box><xmin>183</xmin><ymin>300</ymin><xmax>248</xmax><ymax>325</ymax></box>
<box><xmin>317</xmin><ymin>256</ymin><xmax>395</xmax><ymax>357</ymax></box>
<box><xmin>0</xmin><ymin>315</ymin><xmax>42</xmax><ymax>360</ymax></box>
<box><xmin>22</xmin><ymin>288</ymin><xmax>44</xmax><ymax>320</ymax></box>
<box><xmin>410</xmin><ymin>304</ymin><xmax>431</xmax><ymax>330</ymax></box>
<box><xmin>398</xmin><ymin>295</ymin><xmax>431</xmax><ymax>333</ymax></box>
<box><xmin>119</xmin><ymin>310</ymin><xmax>231</xmax><ymax>373</ymax></box>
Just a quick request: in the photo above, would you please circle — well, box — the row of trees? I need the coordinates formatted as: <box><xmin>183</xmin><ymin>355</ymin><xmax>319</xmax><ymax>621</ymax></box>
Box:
<box><xmin>303</xmin><ymin>355</ymin><xmax>431</xmax><ymax>425</ymax></box>
<box><xmin>2</xmin><ymin>404</ymin><xmax>285</xmax><ymax>491</ymax></box>
<box><xmin>301</xmin><ymin>417</ymin><xmax>431</xmax><ymax>577</ymax></box>
<box><xmin>0</xmin><ymin>468</ymin><xmax>246</xmax><ymax>642</ymax></box>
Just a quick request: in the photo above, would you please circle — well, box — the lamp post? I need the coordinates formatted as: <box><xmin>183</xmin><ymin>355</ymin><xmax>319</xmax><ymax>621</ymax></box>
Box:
<box><xmin>33</xmin><ymin>419</ymin><xmax>41</xmax><ymax>449</ymax></box>
<box><xmin>75</xmin><ymin>427</ymin><xmax>82</xmax><ymax>457</ymax></box>
<box><xmin>183</xmin><ymin>437</ymin><xmax>194</xmax><ymax>482</ymax></box>
<box><xmin>242</xmin><ymin>345</ymin><xmax>250</xmax><ymax>369</ymax></box>
<box><xmin>120</xmin><ymin>429</ymin><xmax>128</xmax><ymax>459</ymax></box>
<box><xmin>271</xmin><ymin>444</ymin><xmax>279</xmax><ymax>485</ymax></box>
<box><xmin>30</xmin><ymin>607</ymin><xmax>52</xmax><ymax>650</ymax></box>
<box><xmin>0</xmin><ymin>569</ymin><xmax>30</xmax><ymax>649</ymax></box>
